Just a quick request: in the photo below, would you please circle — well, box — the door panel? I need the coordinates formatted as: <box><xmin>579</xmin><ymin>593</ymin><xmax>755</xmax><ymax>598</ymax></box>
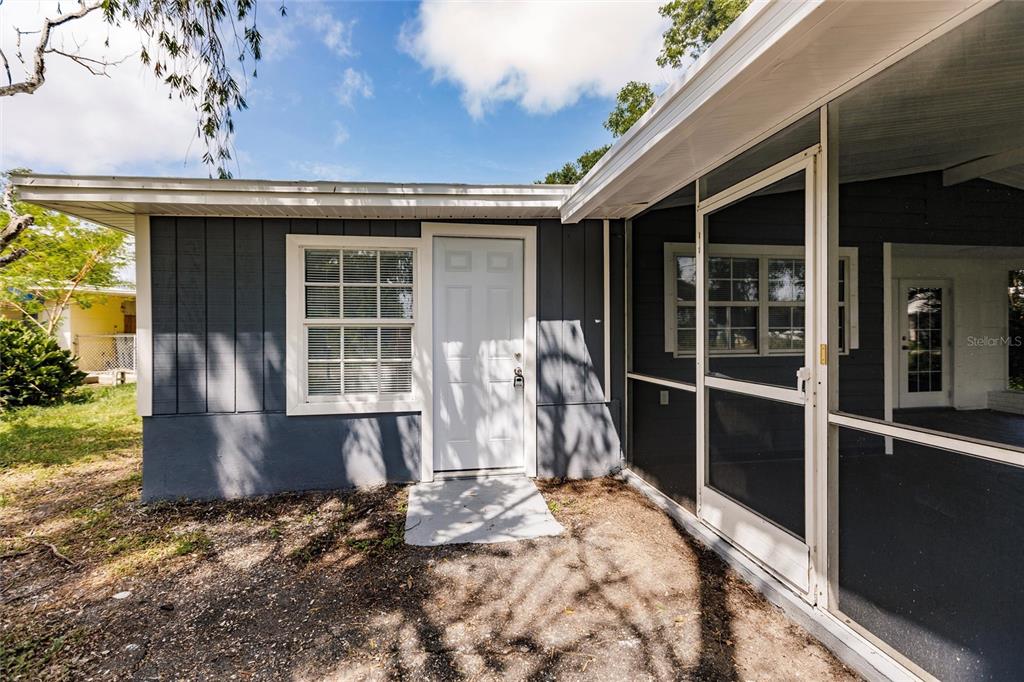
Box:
<box><xmin>434</xmin><ymin>237</ymin><xmax>525</xmax><ymax>471</ymax></box>
<box><xmin>697</xmin><ymin>156</ymin><xmax>816</xmax><ymax>594</ymax></box>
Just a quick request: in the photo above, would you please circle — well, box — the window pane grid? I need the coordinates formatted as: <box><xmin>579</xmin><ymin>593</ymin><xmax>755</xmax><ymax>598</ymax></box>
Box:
<box><xmin>306</xmin><ymin>325</ymin><xmax>413</xmax><ymax>396</ymax></box>
<box><xmin>303</xmin><ymin>247</ymin><xmax>415</xmax><ymax>399</ymax></box>
<box><xmin>669</xmin><ymin>249</ymin><xmax>852</xmax><ymax>356</ymax></box>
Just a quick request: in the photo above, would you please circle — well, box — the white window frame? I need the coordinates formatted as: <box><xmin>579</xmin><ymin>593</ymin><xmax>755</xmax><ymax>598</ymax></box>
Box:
<box><xmin>286</xmin><ymin>234</ymin><xmax>428</xmax><ymax>415</ymax></box>
<box><xmin>664</xmin><ymin>243</ymin><xmax>858</xmax><ymax>357</ymax></box>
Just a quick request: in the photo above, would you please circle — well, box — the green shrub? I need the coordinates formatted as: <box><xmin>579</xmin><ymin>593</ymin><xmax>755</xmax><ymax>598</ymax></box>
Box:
<box><xmin>0</xmin><ymin>320</ymin><xmax>86</xmax><ymax>410</ymax></box>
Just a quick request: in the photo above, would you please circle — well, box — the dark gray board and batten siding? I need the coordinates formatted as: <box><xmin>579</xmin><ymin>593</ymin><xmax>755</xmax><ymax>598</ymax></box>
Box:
<box><xmin>143</xmin><ymin>217</ymin><xmax>624</xmax><ymax>500</ymax></box>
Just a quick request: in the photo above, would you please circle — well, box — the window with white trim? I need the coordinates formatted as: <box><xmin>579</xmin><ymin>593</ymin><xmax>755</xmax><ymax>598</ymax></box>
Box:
<box><xmin>664</xmin><ymin>244</ymin><xmax>858</xmax><ymax>357</ymax></box>
<box><xmin>298</xmin><ymin>244</ymin><xmax>416</xmax><ymax>406</ymax></box>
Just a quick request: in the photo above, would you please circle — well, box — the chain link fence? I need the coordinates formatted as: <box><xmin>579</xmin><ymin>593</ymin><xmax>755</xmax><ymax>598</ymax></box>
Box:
<box><xmin>75</xmin><ymin>334</ymin><xmax>136</xmax><ymax>375</ymax></box>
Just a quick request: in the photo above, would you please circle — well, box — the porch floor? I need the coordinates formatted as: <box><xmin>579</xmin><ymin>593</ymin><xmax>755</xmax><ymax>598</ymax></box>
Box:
<box><xmin>894</xmin><ymin>407</ymin><xmax>1024</xmax><ymax>448</ymax></box>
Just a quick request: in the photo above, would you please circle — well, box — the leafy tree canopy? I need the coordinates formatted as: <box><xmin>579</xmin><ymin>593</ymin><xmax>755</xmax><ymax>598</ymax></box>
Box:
<box><xmin>657</xmin><ymin>0</ymin><xmax>750</xmax><ymax>68</ymax></box>
<box><xmin>604</xmin><ymin>81</ymin><xmax>657</xmax><ymax>138</ymax></box>
<box><xmin>0</xmin><ymin>200</ymin><xmax>129</xmax><ymax>334</ymax></box>
<box><xmin>541</xmin><ymin>145</ymin><xmax>612</xmax><ymax>184</ymax></box>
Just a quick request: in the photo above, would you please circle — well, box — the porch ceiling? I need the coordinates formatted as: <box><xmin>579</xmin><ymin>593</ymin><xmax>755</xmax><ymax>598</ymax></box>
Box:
<box><xmin>562</xmin><ymin>0</ymin><xmax>1000</xmax><ymax>222</ymax></box>
<box><xmin>10</xmin><ymin>176</ymin><xmax>573</xmax><ymax>233</ymax></box>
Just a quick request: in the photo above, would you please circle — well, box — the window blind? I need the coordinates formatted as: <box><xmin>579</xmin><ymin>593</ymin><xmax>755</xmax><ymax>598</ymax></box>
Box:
<box><xmin>303</xmin><ymin>248</ymin><xmax>414</xmax><ymax>397</ymax></box>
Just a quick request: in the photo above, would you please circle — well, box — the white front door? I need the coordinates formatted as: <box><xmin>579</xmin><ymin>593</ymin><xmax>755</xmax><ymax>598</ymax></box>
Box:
<box><xmin>898</xmin><ymin>279</ymin><xmax>951</xmax><ymax>408</ymax></box>
<box><xmin>433</xmin><ymin>237</ymin><xmax>525</xmax><ymax>472</ymax></box>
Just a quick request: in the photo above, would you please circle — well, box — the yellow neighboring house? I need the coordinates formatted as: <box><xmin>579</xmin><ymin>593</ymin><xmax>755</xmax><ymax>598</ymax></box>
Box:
<box><xmin>4</xmin><ymin>286</ymin><xmax>137</xmax><ymax>383</ymax></box>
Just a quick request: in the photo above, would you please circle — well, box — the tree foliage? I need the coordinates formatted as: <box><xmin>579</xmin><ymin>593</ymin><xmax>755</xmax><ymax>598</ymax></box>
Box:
<box><xmin>0</xmin><ymin>320</ymin><xmax>87</xmax><ymax>410</ymax></box>
<box><xmin>542</xmin><ymin>145</ymin><xmax>611</xmax><ymax>184</ymax></box>
<box><xmin>1</xmin><ymin>0</ymin><xmax>285</xmax><ymax>179</ymax></box>
<box><xmin>540</xmin><ymin>1</ymin><xmax>748</xmax><ymax>183</ymax></box>
<box><xmin>101</xmin><ymin>0</ymin><xmax>284</xmax><ymax>178</ymax></box>
<box><xmin>539</xmin><ymin>83</ymin><xmax>654</xmax><ymax>184</ymax></box>
<box><xmin>0</xmin><ymin>1</ymin><xmax>285</xmax><ymax>270</ymax></box>
<box><xmin>0</xmin><ymin>198</ymin><xmax>129</xmax><ymax>335</ymax></box>
<box><xmin>657</xmin><ymin>0</ymin><xmax>751</xmax><ymax>68</ymax></box>
<box><xmin>604</xmin><ymin>81</ymin><xmax>657</xmax><ymax>138</ymax></box>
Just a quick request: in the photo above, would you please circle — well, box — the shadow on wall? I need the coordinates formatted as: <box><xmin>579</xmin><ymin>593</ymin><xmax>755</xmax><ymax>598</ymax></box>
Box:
<box><xmin>142</xmin><ymin>410</ymin><xmax>421</xmax><ymax>501</ymax></box>
<box><xmin>537</xmin><ymin>320</ymin><xmax>621</xmax><ymax>478</ymax></box>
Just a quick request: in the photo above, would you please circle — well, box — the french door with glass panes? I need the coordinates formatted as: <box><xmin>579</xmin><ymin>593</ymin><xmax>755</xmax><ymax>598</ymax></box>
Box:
<box><xmin>897</xmin><ymin>280</ymin><xmax>951</xmax><ymax>408</ymax></box>
<box><xmin>696</xmin><ymin>150</ymin><xmax>819</xmax><ymax>594</ymax></box>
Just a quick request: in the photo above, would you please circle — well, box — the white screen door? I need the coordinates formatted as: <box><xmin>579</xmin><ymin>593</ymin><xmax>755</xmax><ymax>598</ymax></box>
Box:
<box><xmin>898</xmin><ymin>280</ymin><xmax>951</xmax><ymax>408</ymax></box>
<box><xmin>697</xmin><ymin>151</ymin><xmax>818</xmax><ymax>594</ymax></box>
<box><xmin>433</xmin><ymin>237</ymin><xmax>525</xmax><ymax>472</ymax></box>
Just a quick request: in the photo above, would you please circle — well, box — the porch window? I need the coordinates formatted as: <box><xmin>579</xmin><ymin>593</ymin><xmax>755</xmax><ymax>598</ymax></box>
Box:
<box><xmin>286</xmin><ymin>235</ymin><xmax>422</xmax><ymax>415</ymax></box>
<box><xmin>664</xmin><ymin>244</ymin><xmax>857</xmax><ymax>357</ymax></box>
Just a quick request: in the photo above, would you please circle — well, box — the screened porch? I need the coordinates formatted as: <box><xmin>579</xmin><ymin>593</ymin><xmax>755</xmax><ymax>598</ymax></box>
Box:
<box><xmin>624</xmin><ymin>3</ymin><xmax>1024</xmax><ymax>679</ymax></box>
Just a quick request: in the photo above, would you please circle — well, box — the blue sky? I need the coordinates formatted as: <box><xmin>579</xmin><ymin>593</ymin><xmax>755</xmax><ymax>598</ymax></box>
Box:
<box><xmin>236</xmin><ymin>3</ymin><xmax>618</xmax><ymax>183</ymax></box>
<box><xmin>2</xmin><ymin>1</ymin><xmax>671</xmax><ymax>184</ymax></box>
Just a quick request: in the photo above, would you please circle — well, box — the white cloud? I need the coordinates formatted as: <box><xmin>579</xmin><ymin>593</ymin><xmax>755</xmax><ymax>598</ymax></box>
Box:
<box><xmin>261</xmin><ymin>20</ymin><xmax>298</xmax><ymax>62</ymax></box>
<box><xmin>0</xmin><ymin>1</ymin><xmax>201</xmax><ymax>175</ymax></box>
<box><xmin>334</xmin><ymin>68</ymin><xmax>373</xmax><ymax>107</ymax></box>
<box><xmin>261</xmin><ymin>4</ymin><xmax>356</xmax><ymax>62</ymax></box>
<box><xmin>332</xmin><ymin>122</ymin><xmax>350</xmax><ymax>146</ymax></box>
<box><xmin>400</xmin><ymin>0</ymin><xmax>672</xmax><ymax>119</ymax></box>
<box><xmin>307</xmin><ymin>10</ymin><xmax>356</xmax><ymax>58</ymax></box>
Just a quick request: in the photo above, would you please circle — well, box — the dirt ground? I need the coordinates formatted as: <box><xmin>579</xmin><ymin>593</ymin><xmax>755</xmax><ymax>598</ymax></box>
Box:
<box><xmin>2</xmin><ymin>454</ymin><xmax>857</xmax><ymax>681</ymax></box>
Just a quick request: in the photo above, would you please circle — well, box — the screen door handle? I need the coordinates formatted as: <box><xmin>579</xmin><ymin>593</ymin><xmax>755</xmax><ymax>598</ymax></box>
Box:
<box><xmin>796</xmin><ymin>366</ymin><xmax>811</xmax><ymax>395</ymax></box>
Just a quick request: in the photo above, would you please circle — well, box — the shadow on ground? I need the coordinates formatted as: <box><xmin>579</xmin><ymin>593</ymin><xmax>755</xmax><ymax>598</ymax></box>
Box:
<box><xmin>1</xmin><ymin>466</ymin><xmax>856</xmax><ymax>681</ymax></box>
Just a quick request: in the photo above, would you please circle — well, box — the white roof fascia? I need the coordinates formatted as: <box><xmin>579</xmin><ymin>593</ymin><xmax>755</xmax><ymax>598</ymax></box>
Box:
<box><xmin>560</xmin><ymin>0</ymin><xmax>997</xmax><ymax>223</ymax></box>
<box><xmin>11</xmin><ymin>176</ymin><xmax>573</xmax><ymax>232</ymax></box>
<box><xmin>560</xmin><ymin>0</ymin><xmax>817</xmax><ymax>223</ymax></box>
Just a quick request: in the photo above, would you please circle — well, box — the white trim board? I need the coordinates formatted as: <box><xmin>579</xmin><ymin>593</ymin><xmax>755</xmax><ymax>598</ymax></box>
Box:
<box><xmin>603</xmin><ymin>219</ymin><xmax>612</xmax><ymax>400</ymax></box>
<box><xmin>134</xmin><ymin>215</ymin><xmax>153</xmax><ymax>417</ymax></box>
<box><xmin>284</xmin><ymin>233</ymin><xmax>427</xmax><ymax>417</ymax></box>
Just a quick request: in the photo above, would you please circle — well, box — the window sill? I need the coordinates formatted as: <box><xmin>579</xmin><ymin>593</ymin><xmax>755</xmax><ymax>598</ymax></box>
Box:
<box><xmin>287</xmin><ymin>399</ymin><xmax>422</xmax><ymax>416</ymax></box>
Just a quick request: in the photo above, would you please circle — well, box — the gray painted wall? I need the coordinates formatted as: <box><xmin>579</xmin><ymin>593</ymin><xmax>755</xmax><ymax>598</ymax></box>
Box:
<box><xmin>144</xmin><ymin>216</ymin><xmax>623</xmax><ymax>500</ymax></box>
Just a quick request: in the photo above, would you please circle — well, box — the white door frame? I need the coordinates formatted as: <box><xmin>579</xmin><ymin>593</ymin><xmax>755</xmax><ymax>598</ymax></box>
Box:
<box><xmin>896</xmin><ymin>278</ymin><xmax>952</xmax><ymax>409</ymax></box>
<box><xmin>696</xmin><ymin>147</ymin><xmax>819</xmax><ymax>595</ymax></box>
<box><xmin>419</xmin><ymin>223</ymin><xmax>538</xmax><ymax>482</ymax></box>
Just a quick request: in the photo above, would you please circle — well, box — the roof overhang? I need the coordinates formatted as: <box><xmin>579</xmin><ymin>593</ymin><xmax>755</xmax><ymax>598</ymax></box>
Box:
<box><xmin>11</xmin><ymin>175</ymin><xmax>573</xmax><ymax>233</ymax></box>
<box><xmin>560</xmin><ymin>0</ymin><xmax>999</xmax><ymax>222</ymax></box>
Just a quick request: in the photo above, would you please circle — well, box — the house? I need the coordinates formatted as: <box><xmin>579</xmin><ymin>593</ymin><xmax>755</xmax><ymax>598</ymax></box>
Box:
<box><xmin>12</xmin><ymin>1</ymin><xmax>1024</xmax><ymax>679</ymax></box>
<box><xmin>55</xmin><ymin>286</ymin><xmax>137</xmax><ymax>381</ymax></box>
<box><xmin>3</xmin><ymin>285</ymin><xmax>137</xmax><ymax>381</ymax></box>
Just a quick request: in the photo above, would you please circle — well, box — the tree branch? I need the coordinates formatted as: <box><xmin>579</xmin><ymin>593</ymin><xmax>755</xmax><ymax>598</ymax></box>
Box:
<box><xmin>0</xmin><ymin>45</ymin><xmax>11</xmax><ymax>86</ymax></box>
<box><xmin>46</xmin><ymin>249</ymin><xmax>102</xmax><ymax>335</ymax></box>
<box><xmin>1</xmin><ymin>182</ymin><xmax>33</xmax><ymax>269</ymax></box>
<box><xmin>6</xmin><ymin>299</ymin><xmax>49</xmax><ymax>333</ymax></box>
<box><xmin>0</xmin><ymin>1</ymin><xmax>104</xmax><ymax>97</ymax></box>
<box><xmin>45</xmin><ymin>47</ymin><xmax>127</xmax><ymax>77</ymax></box>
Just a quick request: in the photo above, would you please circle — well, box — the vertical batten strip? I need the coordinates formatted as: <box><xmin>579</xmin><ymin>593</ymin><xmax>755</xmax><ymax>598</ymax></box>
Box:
<box><xmin>603</xmin><ymin>219</ymin><xmax>612</xmax><ymax>401</ymax></box>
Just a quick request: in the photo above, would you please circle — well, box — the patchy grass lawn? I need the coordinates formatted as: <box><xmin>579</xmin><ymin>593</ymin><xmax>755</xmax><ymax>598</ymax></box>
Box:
<box><xmin>0</xmin><ymin>387</ymin><xmax>857</xmax><ymax>681</ymax></box>
<box><xmin>0</xmin><ymin>385</ymin><xmax>140</xmax><ymax>470</ymax></box>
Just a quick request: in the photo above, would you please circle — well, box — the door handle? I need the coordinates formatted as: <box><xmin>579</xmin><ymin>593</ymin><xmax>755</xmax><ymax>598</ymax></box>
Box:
<box><xmin>513</xmin><ymin>367</ymin><xmax>525</xmax><ymax>389</ymax></box>
<box><xmin>796</xmin><ymin>366</ymin><xmax>811</xmax><ymax>395</ymax></box>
